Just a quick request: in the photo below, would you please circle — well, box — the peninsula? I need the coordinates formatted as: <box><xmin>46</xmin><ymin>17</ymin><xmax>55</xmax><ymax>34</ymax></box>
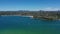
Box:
<box><xmin>0</xmin><ymin>10</ymin><xmax>60</xmax><ymax>20</ymax></box>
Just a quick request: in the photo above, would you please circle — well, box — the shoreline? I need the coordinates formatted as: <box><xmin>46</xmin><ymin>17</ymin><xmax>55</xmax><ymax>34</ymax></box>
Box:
<box><xmin>0</xmin><ymin>15</ymin><xmax>60</xmax><ymax>20</ymax></box>
<box><xmin>1</xmin><ymin>15</ymin><xmax>33</xmax><ymax>18</ymax></box>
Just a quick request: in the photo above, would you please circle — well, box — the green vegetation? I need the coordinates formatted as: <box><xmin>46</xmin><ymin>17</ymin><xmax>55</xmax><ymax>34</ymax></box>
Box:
<box><xmin>0</xmin><ymin>10</ymin><xmax>60</xmax><ymax>20</ymax></box>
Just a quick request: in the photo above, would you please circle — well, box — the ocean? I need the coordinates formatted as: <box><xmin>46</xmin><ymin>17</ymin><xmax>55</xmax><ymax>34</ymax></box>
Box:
<box><xmin>0</xmin><ymin>16</ymin><xmax>60</xmax><ymax>34</ymax></box>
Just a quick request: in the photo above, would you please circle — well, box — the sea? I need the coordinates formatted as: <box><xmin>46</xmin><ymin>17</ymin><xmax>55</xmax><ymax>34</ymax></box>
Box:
<box><xmin>0</xmin><ymin>16</ymin><xmax>60</xmax><ymax>34</ymax></box>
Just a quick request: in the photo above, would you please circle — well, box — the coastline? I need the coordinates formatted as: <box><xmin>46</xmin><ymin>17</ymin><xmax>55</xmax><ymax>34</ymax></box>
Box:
<box><xmin>1</xmin><ymin>15</ymin><xmax>33</xmax><ymax>18</ymax></box>
<box><xmin>0</xmin><ymin>15</ymin><xmax>58</xmax><ymax>20</ymax></box>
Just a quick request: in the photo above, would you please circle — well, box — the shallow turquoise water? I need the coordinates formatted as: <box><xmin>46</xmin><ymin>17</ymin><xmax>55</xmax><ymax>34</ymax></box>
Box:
<box><xmin>0</xmin><ymin>16</ymin><xmax>60</xmax><ymax>34</ymax></box>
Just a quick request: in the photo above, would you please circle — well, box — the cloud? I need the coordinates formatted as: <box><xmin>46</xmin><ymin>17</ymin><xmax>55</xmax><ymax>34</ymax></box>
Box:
<box><xmin>41</xmin><ymin>7</ymin><xmax>60</xmax><ymax>11</ymax></box>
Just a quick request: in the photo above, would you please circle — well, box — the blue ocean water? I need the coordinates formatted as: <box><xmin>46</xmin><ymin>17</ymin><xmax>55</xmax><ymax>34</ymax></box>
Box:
<box><xmin>0</xmin><ymin>16</ymin><xmax>60</xmax><ymax>34</ymax></box>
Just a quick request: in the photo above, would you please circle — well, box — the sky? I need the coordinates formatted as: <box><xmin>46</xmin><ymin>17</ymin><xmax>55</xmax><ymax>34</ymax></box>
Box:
<box><xmin>0</xmin><ymin>0</ymin><xmax>60</xmax><ymax>11</ymax></box>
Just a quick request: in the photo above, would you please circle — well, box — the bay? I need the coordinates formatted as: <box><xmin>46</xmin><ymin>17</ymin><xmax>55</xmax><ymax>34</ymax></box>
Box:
<box><xmin>0</xmin><ymin>16</ymin><xmax>60</xmax><ymax>34</ymax></box>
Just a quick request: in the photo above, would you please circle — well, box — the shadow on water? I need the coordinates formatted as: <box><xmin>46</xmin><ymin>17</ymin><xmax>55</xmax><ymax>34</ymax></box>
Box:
<box><xmin>32</xmin><ymin>18</ymin><xmax>60</xmax><ymax>24</ymax></box>
<box><xmin>0</xmin><ymin>15</ymin><xmax>2</xmax><ymax>17</ymax></box>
